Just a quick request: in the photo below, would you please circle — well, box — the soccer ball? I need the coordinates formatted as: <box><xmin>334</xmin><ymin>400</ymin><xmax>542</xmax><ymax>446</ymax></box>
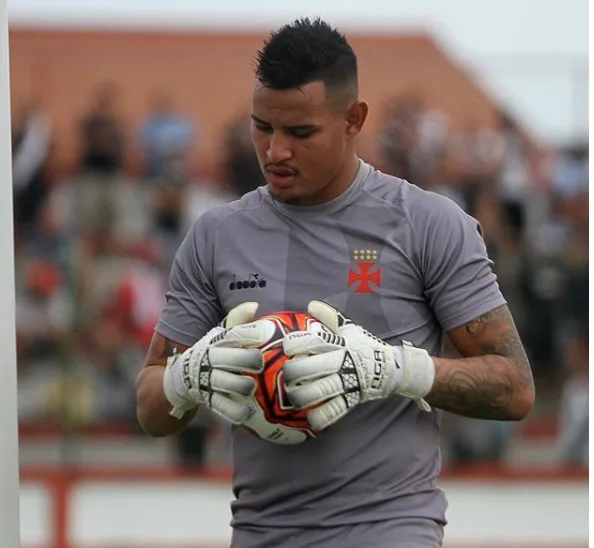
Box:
<box><xmin>241</xmin><ymin>311</ymin><xmax>326</xmax><ymax>445</ymax></box>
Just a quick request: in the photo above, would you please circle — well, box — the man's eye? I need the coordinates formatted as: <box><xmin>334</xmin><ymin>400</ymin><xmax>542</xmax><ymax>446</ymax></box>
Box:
<box><xmin>256</xmin><ymin>125</ymin><xmax>273</xmax><ymax>133</ymax></box>
<box><xmin>291</xmin><ymin>130</ymin><xmax>314</xmax><ymax>139</ymax></box>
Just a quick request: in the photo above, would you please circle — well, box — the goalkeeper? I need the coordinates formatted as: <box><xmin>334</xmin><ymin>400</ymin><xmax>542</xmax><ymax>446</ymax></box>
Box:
<box><xmin>136</xmin><ymin>17</ymin><xmax>535</xmax><ymax>548</ymax></box>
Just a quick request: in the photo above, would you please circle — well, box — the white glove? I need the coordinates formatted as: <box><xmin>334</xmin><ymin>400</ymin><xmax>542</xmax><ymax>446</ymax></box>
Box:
<box><xmin>282</xmin><ymin>301</ymin><xmax>436</xmax><ymax>431</ymax></box>
<box><xmin>163</xmin><ymin>302</ymin><xmax>265</xmax><ymax>424</ymax></box>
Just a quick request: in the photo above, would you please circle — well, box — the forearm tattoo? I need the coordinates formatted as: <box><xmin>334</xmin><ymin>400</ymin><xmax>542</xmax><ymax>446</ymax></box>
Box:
<box><xmin>157</xmin><ymin>339</ymin><xmax>177</xmax><ymax>360</ymax></box>
<box><xmin>427</xmin><ymin>305</ymin><xmax>534</xmax><ymax>420</ymax></box>
<box><xmin>143</xmin><ymin>334</ymin><xmax>190</xmax><ymax>370</ymax></box>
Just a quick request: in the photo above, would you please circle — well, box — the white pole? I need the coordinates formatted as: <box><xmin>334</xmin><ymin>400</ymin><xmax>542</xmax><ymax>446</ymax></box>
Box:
<box><xmin>0</xmin><ymin>0</ymin><xmax>21</xmax><ymax>546</ymax></box>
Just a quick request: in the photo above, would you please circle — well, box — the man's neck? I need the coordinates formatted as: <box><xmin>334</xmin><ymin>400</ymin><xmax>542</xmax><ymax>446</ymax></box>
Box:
<box><xmin>317</xmin><ymin>154</ymin><xmax>361</xmax><ymax>204</ymax></box>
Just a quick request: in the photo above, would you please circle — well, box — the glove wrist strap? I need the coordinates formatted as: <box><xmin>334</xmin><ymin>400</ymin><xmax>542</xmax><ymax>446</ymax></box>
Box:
<box><xmin>391</xmin><ymin>341</ymin><xmax>435</xmax><ymax>411</ymax></box>
<box><xmin>163</xmin><ymin>352</ymin><xmax>197</xmax><ymax>419</ymax></box>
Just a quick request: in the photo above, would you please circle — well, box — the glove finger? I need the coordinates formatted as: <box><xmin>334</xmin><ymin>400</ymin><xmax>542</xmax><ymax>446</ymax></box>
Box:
<box><xmin>286</xmin><ymin>373</ymin><xmax>344</xmax><ymax>409</ymax></box>
<box><xmin>242</xmin><ymin>404</ymin><xmax>309</xmax><ymax>444</ymax></box>
<box><xmin>283</xmin><ymin>330</ymin><xmax>344</xmax><ymax>357</ymax></box>
<box><xmin>210</xmin><ymin>393</ymin><xmax>253</xmax><ymax>424</ymax></box>
<box><xmin>210</xmin><ymin>369</ymin><xmax>256</xmax><ymax>398</ymax></box>
<box><xmin>307</xmin><ymin>300</ymin><xmax>342</xmax><ymax>333</ymax></box>
<box><xmin>209</xmin><ymin>347</ymin><xmax>263</xmax><ymax>373</ymax></box>
<box><xmin>307</xmin><ymin>300</ymin><xmax>353</xmax><ymax>334</ymax></box>
<box><xmin>283</xmin><ymin>351</ymin><xmax>344</xmax><ymax>385</ymax></box>
<box><xmin>307</xmin><ymin>396</ymin><xmax>349</xmax><ymax>431</ymax></box>
<box><xmin>214</xmin><ymin>319</ymin><xmax>275</xmax><ymax>349</ymax></box>
<box><xmin>223</xmin><ymin>302</ymin><xmax>259</xmax><ymax>329</ymax></box>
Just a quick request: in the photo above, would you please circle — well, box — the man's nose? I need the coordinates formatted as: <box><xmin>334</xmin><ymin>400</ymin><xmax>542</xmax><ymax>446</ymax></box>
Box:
<box><xmin>266</xmin><ymin>132</ymin><xmax>292</xmax><ymax>163</ymax></box>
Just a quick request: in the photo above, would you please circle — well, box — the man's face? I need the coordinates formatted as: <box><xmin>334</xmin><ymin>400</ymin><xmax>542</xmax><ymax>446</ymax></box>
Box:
<box><xmin>251</xmin><ymin>81</ymin><xmax>363</xmax><ymax>205</ymax></box>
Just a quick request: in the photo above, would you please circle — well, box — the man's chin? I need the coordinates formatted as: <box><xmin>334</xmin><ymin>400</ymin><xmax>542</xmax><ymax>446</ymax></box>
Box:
<box><xmin>268</xmin><ymin>184</ymin><xmax>299</xmax><ymax>204</ymax></box>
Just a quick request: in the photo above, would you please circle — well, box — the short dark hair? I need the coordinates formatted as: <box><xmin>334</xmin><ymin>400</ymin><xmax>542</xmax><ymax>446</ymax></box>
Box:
<box><xmin>255</xmin><ymin>18</ymin><xmax>358</xmax><ymax>108</ymax></box>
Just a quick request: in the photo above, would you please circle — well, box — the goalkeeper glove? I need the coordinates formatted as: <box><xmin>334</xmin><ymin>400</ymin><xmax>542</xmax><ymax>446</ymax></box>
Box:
<box><xmin>282</xmin><ymin>300</ymin><xmax>435</xmax><ymax>431</ymax></box>
<box><xmin>163</xmin><ymin>302</ymin><xmax>265</xmax><ymax>424</ymax></box>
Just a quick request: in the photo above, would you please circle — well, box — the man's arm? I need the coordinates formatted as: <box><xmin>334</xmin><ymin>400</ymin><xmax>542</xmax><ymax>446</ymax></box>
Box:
<box><xmin>136</xmin><ymin>332</ymin><xmax>195</xmax><ymax>437</ymax></box>
<box><xmin>426</xmin><ymin>304</ymin><xmax>535</xmax><ymax>420</ymax></box>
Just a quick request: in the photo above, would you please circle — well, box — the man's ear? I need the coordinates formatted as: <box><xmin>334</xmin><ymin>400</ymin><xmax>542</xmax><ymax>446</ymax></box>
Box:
<box><xmin>345</xmin><ymin>100</ymin><xmax>369</xmax><ymax>138</ymax></box>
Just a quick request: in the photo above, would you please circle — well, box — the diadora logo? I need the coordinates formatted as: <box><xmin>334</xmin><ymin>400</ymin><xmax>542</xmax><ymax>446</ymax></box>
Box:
<box><xmin>348</xmin><ymin>248</ymin><xmax>382</xmax><ymax>294</ymax></box>
<box><xmin>229</xmin><ymin>273</ymin><xmax>267</xmax><ymax>291</ymax></box>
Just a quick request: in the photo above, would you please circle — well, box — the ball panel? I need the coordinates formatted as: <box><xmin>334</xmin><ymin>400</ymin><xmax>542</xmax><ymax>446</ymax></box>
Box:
<box><xmin>241</xmin><ymin>310</ymin><xmax>324</xmax><ymax>444</ymax></box>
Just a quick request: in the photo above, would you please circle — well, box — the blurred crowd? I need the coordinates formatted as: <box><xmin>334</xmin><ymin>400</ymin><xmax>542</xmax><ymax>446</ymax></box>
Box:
<box><xmin>13</xmin><ymin>83</ymin><xmax>588</xmax><ymax>469</ymax></box>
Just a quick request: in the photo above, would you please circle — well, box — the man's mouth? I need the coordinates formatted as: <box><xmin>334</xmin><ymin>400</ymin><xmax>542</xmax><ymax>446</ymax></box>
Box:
<box><xmin>266</xmin><ymin>168</ymin><xmax>298</xmax><ymax>187</ymax></box>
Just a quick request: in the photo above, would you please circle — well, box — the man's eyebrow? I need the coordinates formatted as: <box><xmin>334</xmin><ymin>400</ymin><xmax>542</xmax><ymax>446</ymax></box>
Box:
<box><xmin>251</xmin><ymin>114</ymin><xmax>270</xmax><ymax>125</ymax></box>
<box><xmin>250</xmin><ymin>114</ymin><xmax>318</xmax><ymax>131</ymax></box>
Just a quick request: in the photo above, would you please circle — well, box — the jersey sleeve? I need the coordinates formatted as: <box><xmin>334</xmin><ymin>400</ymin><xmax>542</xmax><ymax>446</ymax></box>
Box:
<box><xmin>413</xmin><ymin>191</ymin><xmax>507</xmax><ymax>332</ymax></box>
<box><xmin>154</xmin><ymin>215</ymin><xmax>223</xmax><ymax>346</ymax></box>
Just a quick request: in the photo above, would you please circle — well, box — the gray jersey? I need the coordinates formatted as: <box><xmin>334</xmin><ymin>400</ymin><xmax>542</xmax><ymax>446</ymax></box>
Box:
<box><xmin>156</xmin><ymin>161</ymin><xmax>506</xmax><ymax>547</ymax></box>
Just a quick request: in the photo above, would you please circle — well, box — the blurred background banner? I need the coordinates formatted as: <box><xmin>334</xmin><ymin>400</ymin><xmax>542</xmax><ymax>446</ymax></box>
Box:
<box><xmin>8</xmin><ymin>1</ymin><xmax>588</xmax><ymax>547</ymax></box>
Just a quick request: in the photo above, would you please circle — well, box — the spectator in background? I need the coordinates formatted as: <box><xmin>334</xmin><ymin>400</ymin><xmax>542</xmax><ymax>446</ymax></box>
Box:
<box><xmin>12</xmin><ymin>102</ymin><xmax>52</xmax><ymax>239</ymax></box>
<box><xmin>223</xmin><ymin>113</ymin><xmax>265</xmax><ymax>197</ymax></box>
<box><xmin>20</xmin><ymin>200</ymin><xmax>70</xmax><ymax>280</ymax></box>
<box><xmin>556</xmin><ymin>329</ymin><xmax>588</xmax><ymax>467</ymax></box>
<box><xmin>377</xmin><ymin>91</ymin><xmax>450</xmax><ymax>189</ymax></box>
<box><xmin>184</xmin><ymin>177</ymin><xmax>236</xmax><ymax>234</ymax></box>
<box><xmin>515</xmin><ymin>228</ymin><xmax>566</xmax><ymax>383</ymax></box>
<box><xmin>88</xmin><ymin>316</ymin><xmax>138</xmax><ymax>422</ymax></box>
<box><xmin>104</xmin><ymin>253</ymin><xmax>167</xmax><ymax>352</ymax></box>
<box><xmin>561</xmin><ymin>230</ymin><xmax>588</xmax><ymax>342</ymax></box>
<box><xmin>376</xmin><ymin>94</ymin><xmax>417</xmax><ymax>181</ymax></box>
<box><xmin>146</xmin><ymin>113</ymin><xmax>261</xmax><ymax>282</ymax></box>
<box><xmin>471</xmin><ymin>187</ymin><xmax>506</xmax><ymax>266</ymax></box>
<box><xmin>552</xmin><ymin>143</ymin><xmax>588</xmax><ymax>200</ymax></box>
<box><xmin>450</xmin><ymin>119</ymin><xmax>505</xmax><ymax>216</ymax></box>
<box><xmin>76</xmin><ymin>83</ymin><xmax>128</xmax><ymax>254</ymax></box>
<box><xmin>89</xmin><ymin>252</ymin><xmax>166</xmax><ymax>422</ymax></box>
<box><xmin>495</xmin><ymin>111</ymin><xmax>533</xmax><ymax>240</ymax></box>
<box><xmin>137</xmin><ymin>92</ymin><xmax>194</xmax><ymax>180</ymax></box>
<box><xmin>514</xmin><ymin>149</ymin><xmax>583</xmax><ymax>382</ymax></box>
<box><xmin>150</xmin><ymin>177</ymin><xmax>188</xmax><ymax>269</ymax></box>
<box><xmin>445</xmin><ymin>415</ymin><xmax>511</xmax><ymax>466</ymax></box>
<box><xmin>552</xmin><ymin>143</ymin><xmax>589</xmax><ymax>238</ymax></box>
<box><xmin>79</xmin><ymin>83</ymin><xmax>125</xmax><ymax>177</ymax></box>
<box><xmin>409</xmin><ymin>96</ymin><xmax>450</xmax><ymax>189</ymax></box>
<box><xmin>148</xmin><ymin>151</ymin><xmax>234</xmax><ymax>269</ymax></box>
<box><xmin>15</xmin><ymin>257</ymin><xmax>71</xmax><ymax>364</ymax></box>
